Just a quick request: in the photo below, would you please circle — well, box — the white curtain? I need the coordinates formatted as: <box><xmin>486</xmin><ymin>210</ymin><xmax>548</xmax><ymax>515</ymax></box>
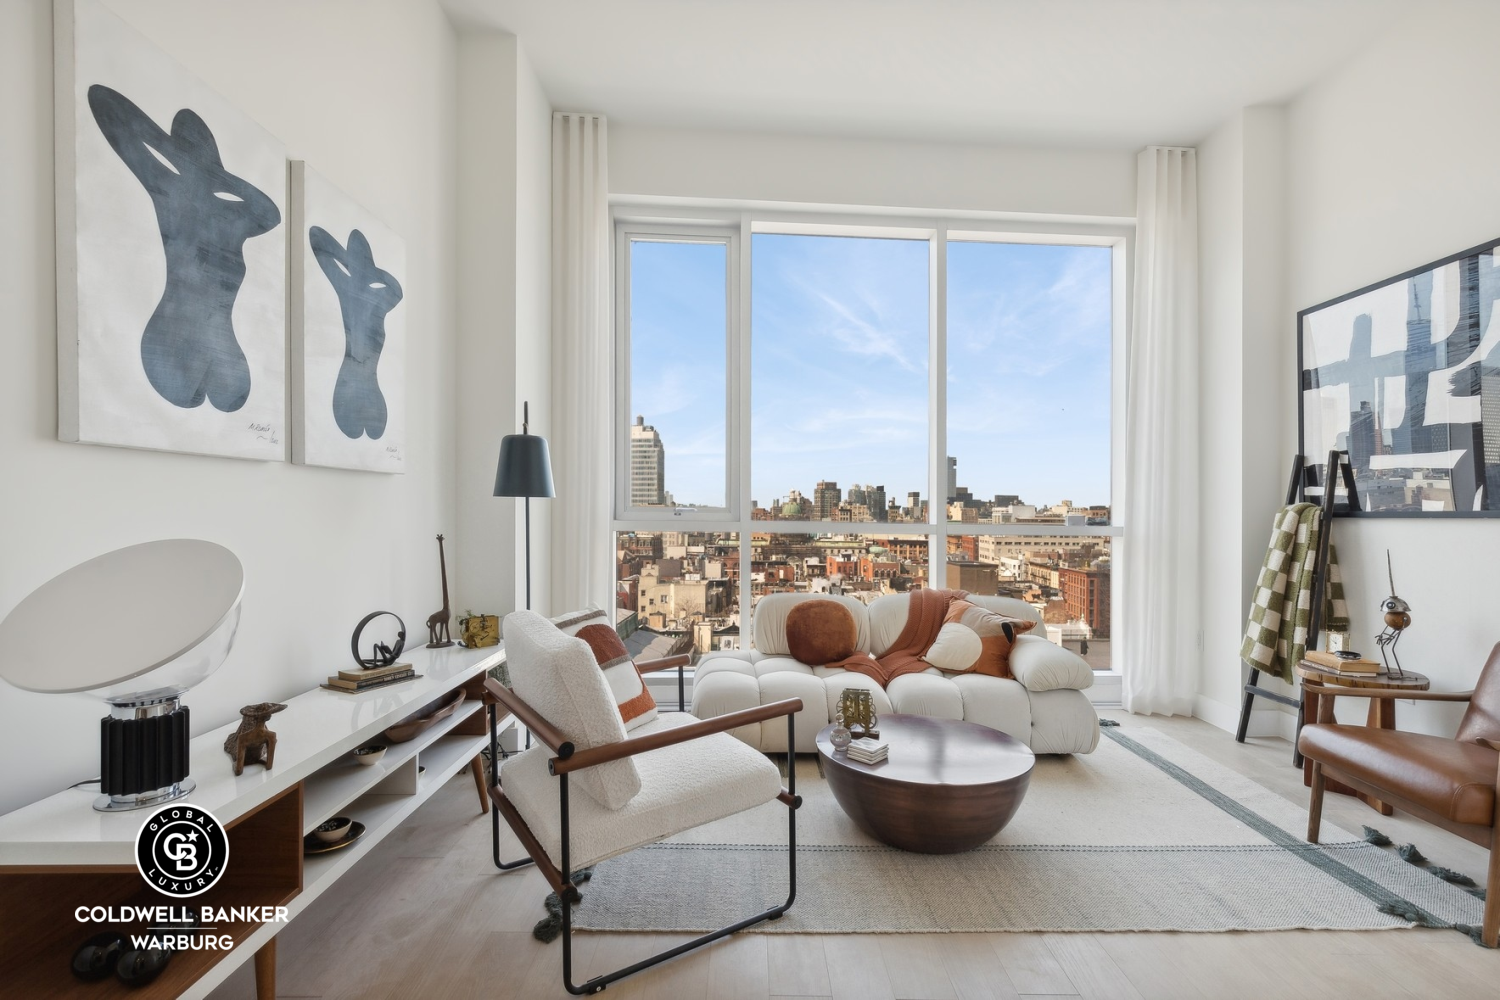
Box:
<box><xmin>549</xmin><ymin>113</ymin><xmax>613</xmax><ymax>613</ymax></box>
<box><xmin>1121</xmin><ymin>146</ymin><xmax>1200</xmax><ymax>717</ymax></box>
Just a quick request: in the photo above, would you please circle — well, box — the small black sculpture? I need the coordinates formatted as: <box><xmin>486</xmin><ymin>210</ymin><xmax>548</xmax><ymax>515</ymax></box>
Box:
<box><xmin>351</xmin><ymin>610</ymin><xmax>407</xmax><ymax>668</ymax></box>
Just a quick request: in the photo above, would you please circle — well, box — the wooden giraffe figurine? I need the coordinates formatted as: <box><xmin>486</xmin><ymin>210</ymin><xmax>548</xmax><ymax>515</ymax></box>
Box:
<box><xmin>425</xmin><ymin>534</ymin><xmax>454</xmax><ymax>648</ymax></box>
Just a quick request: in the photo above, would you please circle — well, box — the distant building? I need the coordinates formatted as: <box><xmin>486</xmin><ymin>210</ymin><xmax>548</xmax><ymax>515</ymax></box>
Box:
<box><xmin>1060</xmin><ymin>566</ymin><xmax>1110</xmax><ymax>637</ymax></box>
<box><xmin>629</xmin><ymin>416</ymin><xmax>665</xmax><ymax>506</ymax></box>
<box><xmin>813</xmin><ymin>480</ymin><xmax>841</xmax><ymax>519</ymax></box>
<box><xmin>946</xmin><ymin>456</ymin><xmax>957</xmax><ymax>500</ymax></box>
<box><xmin>947</xmin><ymin>560</ymin><xmax>998</xmax><ymax>595</ymax></box>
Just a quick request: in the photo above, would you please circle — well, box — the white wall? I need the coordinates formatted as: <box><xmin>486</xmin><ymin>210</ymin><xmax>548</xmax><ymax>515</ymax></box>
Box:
<box><xmin>0</xmin><ymin>0</ymin><xmax>459</xmax><ymax>814</ymax></box>
<box><xmin>1195</xmin><ymin>107</ymin><xmax>1291</xmax><ymax>733</ymax></box>
<box><xmin>1279</xmin><ymin>0</ymin><xmax>1500</xmax><ymax>735</ymax></box>
<box><xmin>453</xmin><ymin>32</ymin><xmax>552</xmax><ymax>623</ymax></box>
<box><xmin>611</xmin><ymin>124</ymin><xmax>1137</xmax><ymax>220</ymax></box>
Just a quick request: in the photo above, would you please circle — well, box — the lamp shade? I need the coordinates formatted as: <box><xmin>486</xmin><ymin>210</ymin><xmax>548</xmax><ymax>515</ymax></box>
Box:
<box><xmin>494</xmin><ymin>432</ymin><xmax>555</xmax><ymax>498</ymax></box>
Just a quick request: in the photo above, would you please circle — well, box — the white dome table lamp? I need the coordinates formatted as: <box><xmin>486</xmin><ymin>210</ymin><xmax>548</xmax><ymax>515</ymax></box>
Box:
<box><xmin>0</xmin><ymin>539</ymin><xmax>243</xmax><ymax>812</ymax></box>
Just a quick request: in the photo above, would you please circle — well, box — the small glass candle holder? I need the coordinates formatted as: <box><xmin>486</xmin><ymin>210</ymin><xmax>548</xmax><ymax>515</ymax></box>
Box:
<box><xmin>829</xmin><ymin>710</ymin><xmax>852</xmax><ymax>752</ymax></box>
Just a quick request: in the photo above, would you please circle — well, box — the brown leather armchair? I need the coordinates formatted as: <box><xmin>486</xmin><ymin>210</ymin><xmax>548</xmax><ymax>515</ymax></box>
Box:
<box><xmin>1299</xmin><ymin>642</ymin><xmax>1500</xmax><ymax>947</ymax></box>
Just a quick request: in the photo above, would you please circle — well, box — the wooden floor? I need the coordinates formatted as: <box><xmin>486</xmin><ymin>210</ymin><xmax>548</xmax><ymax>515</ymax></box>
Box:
<box><xmin>208</xmin><ymin>713</ymin><xmax>1497</xmax><ymax>999</ymax></box>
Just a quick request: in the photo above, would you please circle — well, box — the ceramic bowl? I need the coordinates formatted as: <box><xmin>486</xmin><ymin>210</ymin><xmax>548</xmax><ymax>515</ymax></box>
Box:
<box><xmin>314</xmin><ymin>816</ymin><xmax>352</xmax><ymax>843</ymax></box>
<box><xmin>352</xmin><ymin>745</ymin><xmax>386</xmax><ymax>766</ymax></box>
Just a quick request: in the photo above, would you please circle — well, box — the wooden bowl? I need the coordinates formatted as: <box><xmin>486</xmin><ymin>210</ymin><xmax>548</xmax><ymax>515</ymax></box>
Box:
<box><xmin>352</xmin><ymin>745</ymin><xmax>387</xmax><ymax>766</ymax></box>
<box><xmin>381</xmin><ymin>688</ymin><xmax>466</xmax><ymax>744</ymax></box>
<box><xmin>314</xmin><ymin>816</ymin><xmax>352</xmax><ymax>843</ymax></box>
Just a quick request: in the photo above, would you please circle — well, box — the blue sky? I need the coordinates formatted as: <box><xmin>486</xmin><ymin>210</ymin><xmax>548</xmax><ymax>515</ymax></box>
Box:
<box><xmin>629</xmin><ymin>234</ymin><xmax>1112</xmax><ymax>511</ymax></box>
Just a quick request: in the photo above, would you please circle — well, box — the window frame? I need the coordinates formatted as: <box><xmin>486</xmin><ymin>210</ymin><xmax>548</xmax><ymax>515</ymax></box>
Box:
<box><xmin>612</xmin><ymin>207</ymin><xmax>1131</xmax><ymax>674</ymax></box>
<box><xmin>613</xmin><ymin>221</ymin><xmax>741</xmax><ymax>522</ymax></box>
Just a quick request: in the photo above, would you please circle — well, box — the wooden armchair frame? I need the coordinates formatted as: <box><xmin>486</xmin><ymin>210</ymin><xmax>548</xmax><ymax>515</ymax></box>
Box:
<box><xmin>483</xmin><ymin>678</ymin><xmax>804</xmax><ymax>994</ymax></box>
<box><xmin>1302</xmin><ymin>682</ymin><xmax>1499</xmax><ymax>947</ymax></box>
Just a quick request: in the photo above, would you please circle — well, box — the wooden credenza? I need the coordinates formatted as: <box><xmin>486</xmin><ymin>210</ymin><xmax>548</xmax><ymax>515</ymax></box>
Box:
<box><xmin>0</xmin><ymin>642</ymin><xmax>507</xmax><ymax>999</ymax></box>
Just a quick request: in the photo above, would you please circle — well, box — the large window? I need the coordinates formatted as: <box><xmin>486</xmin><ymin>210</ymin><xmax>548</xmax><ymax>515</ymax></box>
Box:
<box><xmin>615</xmin><ymin>217</ymin><xmax>1124</xmax><ymax>668</ymax></box>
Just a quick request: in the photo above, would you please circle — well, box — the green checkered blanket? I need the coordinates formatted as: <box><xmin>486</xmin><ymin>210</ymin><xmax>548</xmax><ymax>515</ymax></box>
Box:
<box><xmin>1240</xmin><ymin>503</ymin><xmax>1349</xmax><ymax>682</ymax></box>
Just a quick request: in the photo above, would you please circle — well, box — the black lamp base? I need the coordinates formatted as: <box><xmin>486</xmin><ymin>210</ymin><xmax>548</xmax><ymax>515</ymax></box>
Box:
<box><xmin>95</xmin><ymin>700</ymin><xmax>193</xmax><ymax>812</ymax></box>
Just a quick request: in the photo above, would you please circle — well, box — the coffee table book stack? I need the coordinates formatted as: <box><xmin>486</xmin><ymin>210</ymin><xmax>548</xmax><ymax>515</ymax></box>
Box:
<box><xmin>846</xmin><ymin>736</ymin><xmax>888</xmax><ymax>764</ymax></box>
<box><xmin>322</xmin><ymin>661</ymin><xmax>418</xmax><ymax>692</ymax></box>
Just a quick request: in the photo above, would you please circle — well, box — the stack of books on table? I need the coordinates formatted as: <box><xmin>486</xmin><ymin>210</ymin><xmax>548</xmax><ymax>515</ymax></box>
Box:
<box><xmin>322</xmin><ymin>662</ymin><xmax>419</xmax><ymax>693</ymax></box>
<box><xmin>847</xmin><ymin>736</ymin><xmax>889</xmax><ymax>764</ymax></box>
<box><xmin>1305</xmin><ymin>650</ymin><xmax>1380</xmax><ymax>675</ymax></box>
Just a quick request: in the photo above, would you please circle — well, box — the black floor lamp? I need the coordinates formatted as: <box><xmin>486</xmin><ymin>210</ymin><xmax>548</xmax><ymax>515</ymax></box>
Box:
<box><xmin>494</xmin><ymin>401</ymin><xmax>555</xmax><ymax>610</ymax></box>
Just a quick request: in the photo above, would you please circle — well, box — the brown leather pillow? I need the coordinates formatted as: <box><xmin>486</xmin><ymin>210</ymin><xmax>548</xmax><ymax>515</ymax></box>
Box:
<box><xmin>785</xmin><ymin>600</ymin><xmax>859</xmax><ymax>666</ymax></box>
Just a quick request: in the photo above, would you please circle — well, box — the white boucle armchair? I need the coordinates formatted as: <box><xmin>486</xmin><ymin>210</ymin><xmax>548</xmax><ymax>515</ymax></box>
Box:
<box><xmin>486</xmin><ymin>611</ymin><xmax>803</xmax><ymax>996</ymax></box>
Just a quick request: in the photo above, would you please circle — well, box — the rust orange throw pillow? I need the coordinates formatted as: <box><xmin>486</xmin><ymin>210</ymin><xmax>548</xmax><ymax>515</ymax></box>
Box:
<box><xmin>564</xmin><ymin>614</ymin><xmax>657</xmax><ymax>730</ymax></box>
<box><xmin>940</xmin><ymin>600</ymin><xmax>1036</xmax><ymax>679</ymax></box>
<box><xmin>785</xmin><ymin>600</ymin><xmax>859</xmax><ymax>666</ymax></box>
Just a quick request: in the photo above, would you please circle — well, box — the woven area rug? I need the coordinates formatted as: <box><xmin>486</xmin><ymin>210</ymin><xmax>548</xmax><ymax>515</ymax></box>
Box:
<box><xmin>567</xmin><ymin>724</ymin><xmax>1486</xmax><ymax>935</ymax></box>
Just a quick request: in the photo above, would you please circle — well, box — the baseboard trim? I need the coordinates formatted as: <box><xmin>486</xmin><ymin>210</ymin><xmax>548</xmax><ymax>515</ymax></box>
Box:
<box><xmin>1193</xmin><ymin>694</ymin><xmax>1297</xmax><ymax>742</ymax></box>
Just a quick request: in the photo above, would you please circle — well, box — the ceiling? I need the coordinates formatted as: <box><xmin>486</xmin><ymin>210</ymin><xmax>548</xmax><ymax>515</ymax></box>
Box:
<box><xmin>441</xmin><ymin>0</ymin><xmax>1417</xmax><ymax>148</ymax></box>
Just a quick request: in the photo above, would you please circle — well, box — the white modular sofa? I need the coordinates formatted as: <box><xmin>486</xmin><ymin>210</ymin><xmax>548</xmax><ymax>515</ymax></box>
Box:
<box><xmin>692</xmin><ymin>592</ymin><xmax>1101</xmax><ymax>755</ymax></box>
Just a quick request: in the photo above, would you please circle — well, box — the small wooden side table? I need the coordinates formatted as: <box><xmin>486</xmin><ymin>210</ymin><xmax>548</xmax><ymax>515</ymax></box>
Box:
<box><xmin>1295</xmin><ymin>660</ymin><xmax>1429</xmax><ymax>815</ymax></box>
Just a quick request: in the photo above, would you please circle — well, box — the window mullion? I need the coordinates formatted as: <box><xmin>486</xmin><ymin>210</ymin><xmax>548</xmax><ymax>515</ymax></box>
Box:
<box><xmin>931</xmin><ymin>226</ymin><xmax>948</xmax><ymax>590</ymax></box>
<box><xmin>737</xmin><ymin>213</ymin><xmax>754</xmax><ymax>643</ymax></box>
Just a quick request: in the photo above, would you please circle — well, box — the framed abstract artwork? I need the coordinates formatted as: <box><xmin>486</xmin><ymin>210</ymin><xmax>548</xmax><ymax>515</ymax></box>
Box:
<box><xmin>55</xmin><ymin>0</ymin><xmax>287</xmax><ymax>460</ymax></box>
<box><xmin>1298</xmin><ymin>237</ymin><xmax>1500</xmax><ymax>516</ymax></box>
<box><xmin>290</xmin><ymin>162</ymin><xmax>407</xmax><ymax>473</ymax></box>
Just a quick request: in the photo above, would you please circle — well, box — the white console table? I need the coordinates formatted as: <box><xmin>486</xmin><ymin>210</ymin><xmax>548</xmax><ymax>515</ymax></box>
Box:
<box><xmin>0</xmin><ymin>642</ymin><xmax>508</xmax><ymax>999</ymax></box>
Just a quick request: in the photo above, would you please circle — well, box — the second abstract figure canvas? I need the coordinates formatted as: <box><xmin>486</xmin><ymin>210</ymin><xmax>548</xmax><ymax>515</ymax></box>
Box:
<box><xmin>291</xmin><ymin>161</ymin><xmax>407</xmax><ymax>473</ymax></box>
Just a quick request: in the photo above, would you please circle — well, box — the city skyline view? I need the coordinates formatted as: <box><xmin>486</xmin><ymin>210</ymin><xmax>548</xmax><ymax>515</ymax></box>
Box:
<box><xmin>627</xmin><ymin>233</ymin><xmax>1113</xmax><ymax>510</ymax></box>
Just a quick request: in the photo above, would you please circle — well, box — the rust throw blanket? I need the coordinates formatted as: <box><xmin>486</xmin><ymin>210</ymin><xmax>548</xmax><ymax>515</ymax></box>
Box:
<box><xmin>838</xmin><ymin>589</ymin><xmax>967</xmax><ymax>688</ymax></box>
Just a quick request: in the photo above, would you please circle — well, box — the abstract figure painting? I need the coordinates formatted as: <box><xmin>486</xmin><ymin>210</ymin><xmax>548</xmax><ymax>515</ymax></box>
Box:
<box><xmin>55</xmin><ymin>0</ymin><xmax>287</xmax><ymax>460</ymax></box>
<box><xmin>1299</xmin><ymin>237</ymin><xmax>1500</xmax><ymax>515</ymax></box>
<box><xmin>291</xmin><ymin>162</ymin><xmax>407</xmax><ymax>473</ymax></box>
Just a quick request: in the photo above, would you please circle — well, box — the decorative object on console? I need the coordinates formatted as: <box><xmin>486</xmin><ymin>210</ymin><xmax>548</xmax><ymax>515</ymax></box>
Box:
<box><xmin>56</xmin><ymin>0</ymin><xmax>288</xmax><ymax>461</ymax></box>
<box><xmin>290</xmin><ymin>160</ymin><xmax>407</xmax><ymax>472</ymax></box>
<box><xmin>1298</xmin><ymin>236</ymin><xmax>1500</xmax><ymax>515</ymax></box>
<box><xmin>381</xmin><ymin>688</ymin><xmax>466</xmax><ymax>743</ymax></box>
<box><xmin>303</xmin><ymin>819</ymin><xmax>367</xmax><ymax>855</ymax></box>
<box><xmin>1374</xmin><ymin>550</ymin><xmax>1412</xmax><ymax>676</ymax></box>
<box><xmin>425</xmin><ymin>534</ymin><xmax>455</xmax><ymax>648</ymax></box>
<box><xmin>70</xmin><ymin>931</ymin><xmax>127</xmax><ymax>982</ymax></box>
<box><xmin>223</xmin><ymin>701</ymin><xmax>286</xmax><ymax>776</ymax></box>
<box><xmin>459</xmin><ymin>610</ymin><xmax>500</xmax><ymax>648</ymax></box>
<box><xmin>351</xmin><ymin>745</ymin><xmax>386</xmax><ymax>766</ymax></box>
<box><xmin>350</xmin><ymin>610</ymin><xmax>407</xmax><ymax>667</ymax></box>
<box><xmin>313</xmin><ymin>816</ymin><xmax>353</xmax><ymax>842</ymax></box>
<box><xmin>494</xmin><ymin>400</ymin><xmax>555</xmax><ymax>610</ymax></box>
<box><xmin>0</xmin><ymin>539</ymin><xmax>243</xmax><ymax>812</ymax></box>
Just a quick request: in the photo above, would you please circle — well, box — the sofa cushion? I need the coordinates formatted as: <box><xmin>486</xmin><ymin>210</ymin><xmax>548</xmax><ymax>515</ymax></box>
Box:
<box><xmin>1299</xmin><ymin>724</ymin><xmax>1498</xmax><ymax>824</ymax></box>
<box><xmin>943</xmin><ymin>600</ymin><xmax>1036</xmax><ymax>678</ymax></box>
<box><xmin>750</xmin><ymin>593</ymin><xmax>872</xmax><ymax>656</ymax></box>
<box><xmin>922</xmin><ymin>622</ymin><xmax>983</xmax><ymax>673</ymax></box>
<box><xmin>785</xmin><ymin>599</ymin><xmax>859</xmax><ymax>666</ymax></box>
<box><xmin>1027</xmin><ymin>688</ymin><xmax>1102</xmax><ymax>754</ymax></box>
<box><xmin>887</xmin><ymin>670</ymin><xmax>966</xmax><ymax>720</ymax></box>
<box><xmin>502</xmin><ymin>713</ymin><xmax>781</xmax><ymax>869</ymax></box>
<box><xmin>503</xmin><ymin>611</ymin><xmax>640</xmax><ymax>810</ymax></box>
<box><xmin>1009</xmin><ymin>635</ymin><xmax>1095</xmax><ymax>691</ymax></box>
<box><xmin>554</xmin><ymin>609</ymin><xmax>658</xmax><ymax>731</ymax></box>
<box><xmin>949</xmin><ymin>673</ymin><xmax>1032</xmax><ymax>742</ymax></box>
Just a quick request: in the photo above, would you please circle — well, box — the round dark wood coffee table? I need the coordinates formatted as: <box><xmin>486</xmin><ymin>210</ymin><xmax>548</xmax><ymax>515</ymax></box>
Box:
<box><xmin>815</xmin><ymin>713</ymin><xmax>1035</xmax><ymax>853</ymax></box>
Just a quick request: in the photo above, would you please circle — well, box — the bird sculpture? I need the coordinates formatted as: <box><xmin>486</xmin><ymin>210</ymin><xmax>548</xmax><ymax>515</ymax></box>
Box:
<box><xmin>1374</xmin><ymin>550</ymin><xmax>1411</xmax><ymax>677</ymax></box>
